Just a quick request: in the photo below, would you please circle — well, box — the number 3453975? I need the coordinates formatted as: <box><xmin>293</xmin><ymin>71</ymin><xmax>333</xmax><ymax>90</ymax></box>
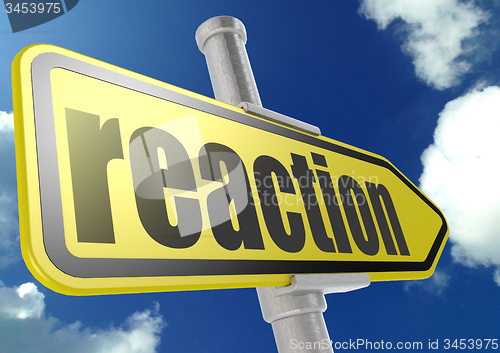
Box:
<box><xmin>5</xmin><ymin>2</ymin><xmax>61</xmax><ymax>14</ymax></box>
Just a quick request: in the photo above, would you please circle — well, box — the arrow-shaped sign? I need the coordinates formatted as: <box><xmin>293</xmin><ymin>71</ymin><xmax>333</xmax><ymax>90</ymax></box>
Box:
<box><xmin>13</xmin><ymin>44</ymin><xmax>448</xmax><ymax>295</ymax></box>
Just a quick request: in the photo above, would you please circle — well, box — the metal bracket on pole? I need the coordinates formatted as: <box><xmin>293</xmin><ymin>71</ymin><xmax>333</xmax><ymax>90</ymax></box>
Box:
<box><xmin>196</xmin><ymin>15</ymin><xmax>371</xmax><ymax>353</ymax></box>
<box><xmin>257</xmin><ymin>274</ymin><xmax>370</xmax><ymax>353</ymax></box>
<box><xmin>274</xmin><ymin>273</ymin><xmax>371</xmax><ymax>297</ymax></box>
<box><xmin>238</xmin><ymin>101</ymin><xmax>321</xmax><ymax>135</ymax></box>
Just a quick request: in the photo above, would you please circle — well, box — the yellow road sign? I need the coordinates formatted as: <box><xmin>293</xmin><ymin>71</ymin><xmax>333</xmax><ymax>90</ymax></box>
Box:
<box><xmin>13</xmin><ymin>44</ymin><xmax>448</xmax><ymax>295</ymax></box>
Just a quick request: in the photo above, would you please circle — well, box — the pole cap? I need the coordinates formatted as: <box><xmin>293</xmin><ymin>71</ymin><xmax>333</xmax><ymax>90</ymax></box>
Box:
<box><xmin>195</xmin><ymin>16</ymin><xmax>247</xmax><ymax>54</ymax></box>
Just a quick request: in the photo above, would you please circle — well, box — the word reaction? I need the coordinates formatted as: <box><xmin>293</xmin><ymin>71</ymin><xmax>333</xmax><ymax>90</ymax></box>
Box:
<box><xmin>66</xmin><ymin>108</ymin><xmax>410</xmax><ymax>258</ymax></box>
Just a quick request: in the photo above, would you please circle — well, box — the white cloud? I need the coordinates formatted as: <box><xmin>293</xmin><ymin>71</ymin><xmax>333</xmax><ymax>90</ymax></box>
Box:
<box><xmin>0</xmin><ymin>282</ymin><xmax>45</xmax><ymax>319</ymax></box>
<box><xmin>0</xmin><ymin>282</ymin><xmax>165</xmax><ymax>353</ymax></box>
<box><xmin>359</xmin><ymin>0</ymin><xmax>489</xmax><ymax>90</ymax></box>
<box><xmin>420</xmin><ymin>86</ymin><xmax>500</xmax><ymax>285</ymax></box>
<box><xmin>404</xmin><ymin>270</ymin><xmax>450</xmax><ymax>295</ymax></box>
<box><xmin>0</xmin><ymin>111</ymin><xmax>19</xmax><ymax>269</ymax></box>
<box><xmin>495</xmin><ymin>268</ymin><xmax>500</xmax><ymax>286</ymax></box>
<box><xmin>0</xmin><ymin>111</ymin><xmax>14</xmax><ymax>132</ymax></box>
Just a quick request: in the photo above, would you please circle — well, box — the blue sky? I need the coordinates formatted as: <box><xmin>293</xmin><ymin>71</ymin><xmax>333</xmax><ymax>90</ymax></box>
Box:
<box><xmin>1</xmin><ymin>0</ymin><xmax>500</xmax><ymax>352</ymax></box>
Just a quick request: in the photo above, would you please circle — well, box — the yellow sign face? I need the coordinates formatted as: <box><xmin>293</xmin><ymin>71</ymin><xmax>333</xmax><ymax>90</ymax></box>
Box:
<box><xmin>13</xmin><ymin>44</ymin><xmax>448</xmax><ymax>295</ymax></box>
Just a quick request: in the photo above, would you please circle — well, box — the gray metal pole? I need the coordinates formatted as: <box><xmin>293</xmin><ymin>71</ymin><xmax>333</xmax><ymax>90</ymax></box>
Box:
<box><xmin>195</xmin><ymin>16</ymin><xmax>370</xmax><ymax>353</ymax></box>
<box><xmin>195</xmin><ymin>16</ymin><xmax>261</xmax><ymax>106</ymax></box>
<box><xmin>195</xmin><ymin>15</ymin><xmax>321</xmax><ymax>136</ymax></box>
